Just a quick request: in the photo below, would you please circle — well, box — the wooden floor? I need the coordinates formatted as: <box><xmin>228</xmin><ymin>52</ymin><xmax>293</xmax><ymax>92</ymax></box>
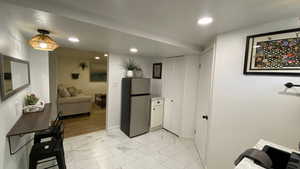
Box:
<box><xmin>63</xmin><ymin>104</ymin><xmax>106</xmax><ymax>138</ymax></box>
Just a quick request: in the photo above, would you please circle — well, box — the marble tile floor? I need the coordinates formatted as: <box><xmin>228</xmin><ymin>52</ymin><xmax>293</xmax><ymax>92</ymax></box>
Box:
<box><xmin>38</xmin><ymin>129</ymin><xmax>203</xmax><ymax>169</ymax></box>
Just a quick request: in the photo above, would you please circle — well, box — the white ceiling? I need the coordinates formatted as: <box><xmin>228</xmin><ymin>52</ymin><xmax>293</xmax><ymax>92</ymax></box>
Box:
<box><xmin>2</xmin><ymin>0</ymin><xmax>300</xmax><ymax>57</ymax></box>
<box><xmin>0</xmin><ymin>3</ymin><xmax>199</xmax><ymax>57</ymax></box>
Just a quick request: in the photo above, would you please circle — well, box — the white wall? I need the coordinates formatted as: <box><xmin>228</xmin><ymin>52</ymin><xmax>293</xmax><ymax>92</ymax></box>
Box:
<box><xmin>29</xmin><ymin>49</ymin><xmax>50</xmax><ymax>102</ymax></box>
<box><xmin>206</xmin><ymin>17</ymin><xmax>300</xmax><ymax>169</ymax></box>
<box><xmin>0</xmin><ymin>4</ymin><xmax>50</xmax><ymax>168</ymax></box>
<box><xmin>107</xmin><ymin>53</ymin><xmax>160</xmax><ymax>129</ymax></box>
<box><xmin>49</xmin><ymin>52</ymin><xmax>58</xmax><ymax>117</ymax></box>
<box><xmin>151</xmin><ymin>58</ymin><xmax>163</xmax><ymax>97</ymax></box>
<box><xmin>0</xmin><ymin>21</ymin><xmax>32</xmax><ymax>169</ymax></box>
<box><xmin>151</xmin><ymin>78</ymin><xmax>162</xmax><ymax>96</ymax></box>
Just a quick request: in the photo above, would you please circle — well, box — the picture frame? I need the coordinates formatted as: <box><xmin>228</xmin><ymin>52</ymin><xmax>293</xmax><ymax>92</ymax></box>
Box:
<box><xmin>244</xmin><ymin>28</ymin><xmax>300</xmax><ymax>76</ymax></box>
<box><xmin>152</xmin><ymin>63</ymin><xmax>162</xmax><ymax>79</ymax></box>
<box><xmin>89</xmin><ymin>61</ymin><xmax>107</xmax><ymax>82</ymax></box>
<box><xmin>71</xmin><ymin>73</ymin><xmax>80</xmax><ymax>79</ymax></box>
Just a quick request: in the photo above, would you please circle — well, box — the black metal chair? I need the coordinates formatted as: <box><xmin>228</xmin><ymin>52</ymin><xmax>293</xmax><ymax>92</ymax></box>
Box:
<box><xmin>29</xmin><ymin>119</ymin><xmax>66</xmax><ymax>169</ymax></box>
<box><xmin>34</xmin><ymin>111</ymin><xmax>63</xmax><ymax>144</ymax></box>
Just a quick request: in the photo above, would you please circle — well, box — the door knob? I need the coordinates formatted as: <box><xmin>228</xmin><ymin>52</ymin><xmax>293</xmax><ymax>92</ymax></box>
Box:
<box><xmin>202</xmin><ymin>115</ymin><xmax>208</xmax><ymax>120</ymax></box>
<box><xmin>170</xmin><ymin>100</ymin><xmax>174</xmax><ymax>102</ymax></box>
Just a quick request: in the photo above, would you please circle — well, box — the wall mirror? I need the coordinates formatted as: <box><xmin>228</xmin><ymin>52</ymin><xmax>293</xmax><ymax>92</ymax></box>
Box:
<box><xmin>90</xmin><ymin>60</ymin><xmax>107</xmax><ymax>82</ymax></box>
<box><xmin>0</xmin><ymin>54</ymin><xmax>30</xmax><ymax>100</ymax></box>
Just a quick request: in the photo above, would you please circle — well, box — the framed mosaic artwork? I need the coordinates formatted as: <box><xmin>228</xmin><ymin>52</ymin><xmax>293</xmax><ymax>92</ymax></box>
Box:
<box><xmin>244</xmin><ymin>28</ymin><xmax>300</xmax><ymax>76</ymax></box>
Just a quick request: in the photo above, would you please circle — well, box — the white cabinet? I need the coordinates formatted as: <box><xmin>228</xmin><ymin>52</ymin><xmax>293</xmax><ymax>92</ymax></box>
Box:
<box><xmin>150</xmin><ymin>97</ymin><xmax>164</xmax><ymax>130</ymax></box>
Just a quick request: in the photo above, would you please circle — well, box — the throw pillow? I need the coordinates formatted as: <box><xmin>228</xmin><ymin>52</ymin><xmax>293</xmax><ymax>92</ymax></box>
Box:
<box><xmin>58</xmin><ymin>87</ymin><xmax>71</xmax><ymax>97</ymax></box>
<box><xmin>67</xmin><ymin>87</ymin><xmax>78</xmax><ymax>97</ymax></box>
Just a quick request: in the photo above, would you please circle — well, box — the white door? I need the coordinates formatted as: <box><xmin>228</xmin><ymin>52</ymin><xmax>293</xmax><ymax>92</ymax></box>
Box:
<box><xmin>163</xmin><ymin>57</ymin><xmax>185</xmax><ymax>136</ymax></box>
<box><xmin>195</xmin><ymin>49</ymin><xmax>214</xmax><ymax>166</ymax></box>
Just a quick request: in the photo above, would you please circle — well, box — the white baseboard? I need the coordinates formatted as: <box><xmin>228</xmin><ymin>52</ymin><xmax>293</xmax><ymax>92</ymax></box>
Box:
<box><xmin>180</xmin><ymin>134</ymin><xmax>195</xmax><ymax>139</ymax></box>
<box><xmin>106</xmin><ymin>125</ymin><xmax>120</xmax><ymax>131</ymax></box>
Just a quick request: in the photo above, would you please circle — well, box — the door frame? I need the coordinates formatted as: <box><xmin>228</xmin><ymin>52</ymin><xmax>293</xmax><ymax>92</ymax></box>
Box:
<box><xmin>48</xmin><ymin>50</ymin><xmax>109</xmax><ymax>130</ymax></box>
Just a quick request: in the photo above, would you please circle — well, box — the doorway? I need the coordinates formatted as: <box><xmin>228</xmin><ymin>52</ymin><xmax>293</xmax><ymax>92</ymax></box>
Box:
<box><xmin>195</xmin><ymin>49</ymin><xmax>214</xmax><ymax>167</ymax></box>
<box><xmin>49</xmin><ymin>47</ymin><xmax>108</xmax><ymax>138</ymax></box>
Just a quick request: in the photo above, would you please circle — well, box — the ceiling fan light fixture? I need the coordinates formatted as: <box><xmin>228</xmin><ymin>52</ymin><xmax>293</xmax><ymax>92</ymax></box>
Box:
<box><xmin>29</xmin><ymin>29</ymin><xmax>59</xmax><ymax>51</ymax></box>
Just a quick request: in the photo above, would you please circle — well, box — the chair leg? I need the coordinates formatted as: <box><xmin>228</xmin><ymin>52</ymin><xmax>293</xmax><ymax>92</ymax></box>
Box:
<box><xmin>56</xmin><ymin>150</ymin><xmax>66</xmax><ymax>169</ymax></box>
<box><xmin>29</xmin><ymin>157</ymin><xmax>37</xmax><ymax>169</ymax></box>
<box><xmin>33</xmin><ymin>137</ymin><xmax>41</xmax><ymax>144</ymax></box>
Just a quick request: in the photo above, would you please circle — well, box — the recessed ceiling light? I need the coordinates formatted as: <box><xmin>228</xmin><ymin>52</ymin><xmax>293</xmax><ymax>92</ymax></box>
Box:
<box><xmin>95</xmin><ymin>56</ymin><xmax>100</xmax><ymax>60</ymax></box>
<box><xmin>197</xmin><ymin>17</ymin><xmax>213</xmax><ymax>25</ymax></box>
<box><xmin>130</xmin><ymin>48</ymin><xmax>138</xmax><ymax>53</ymax></box>
<box><xmin>68</xmin><ymin>37</ymin><xmax>80</xmax><ymax>43</ymax></box>
<box><xmin>104</xmin><ymin>53</ymin><xmax>109</xmax><ymax>57</ymax></box>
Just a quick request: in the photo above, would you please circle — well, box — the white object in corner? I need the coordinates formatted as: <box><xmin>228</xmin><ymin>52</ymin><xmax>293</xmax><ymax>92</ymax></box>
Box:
<box><xmin>150</xmin><ymin>97</ymin><xmax>164</xmax><ymax>130</ymax></box>
<box><xmin>235</xmin><ymin>139</ymin><xmax>299</xmax><ymax>169</ymax></box>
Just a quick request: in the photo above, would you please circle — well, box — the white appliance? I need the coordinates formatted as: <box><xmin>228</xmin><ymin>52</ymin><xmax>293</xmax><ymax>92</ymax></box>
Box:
<box><xmin>150</xmin><ymin>97</ymin><xmax>164</xmax><ymax>131</ymax></box>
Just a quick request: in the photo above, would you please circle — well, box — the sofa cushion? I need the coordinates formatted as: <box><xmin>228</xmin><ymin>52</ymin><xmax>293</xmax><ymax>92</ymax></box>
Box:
<box><xmin>58</xmin><ymin>95</ymin><xmax>92</xmax><ymax>104</ymax></box>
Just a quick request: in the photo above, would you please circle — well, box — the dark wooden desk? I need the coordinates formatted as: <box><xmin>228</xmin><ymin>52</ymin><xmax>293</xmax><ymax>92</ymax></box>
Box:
<box><xmin>7</xmin><ymin>103</ymin><xmax>54</xmax><ymax>155</ymax></box>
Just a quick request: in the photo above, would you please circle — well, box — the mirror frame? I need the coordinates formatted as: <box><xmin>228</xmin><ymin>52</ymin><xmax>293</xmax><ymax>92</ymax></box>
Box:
<box><xmin>0</xmin><ymin>53</ymin><xmax>30</xmax><ymax>101</ymax></box>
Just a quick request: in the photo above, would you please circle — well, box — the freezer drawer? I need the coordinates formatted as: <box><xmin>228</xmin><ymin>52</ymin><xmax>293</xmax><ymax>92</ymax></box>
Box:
<box><xmin>130</xmin><ymin>95</ymin><xmax>150</xmax><ymax>137</ymax></box>
<box><xmin>131</xmin><ymin>78</ymin><xmax>150</xmax><ymax>95</ymax></box>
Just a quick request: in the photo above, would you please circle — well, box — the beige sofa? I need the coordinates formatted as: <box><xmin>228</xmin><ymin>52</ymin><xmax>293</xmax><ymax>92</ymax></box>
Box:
<box><xmin>58</xmin><ymin>85</ymin><xmax>92</xmax><ymax>116</ymax></box>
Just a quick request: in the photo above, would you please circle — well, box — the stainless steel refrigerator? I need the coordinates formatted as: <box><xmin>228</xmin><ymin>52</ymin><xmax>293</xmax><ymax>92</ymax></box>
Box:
<box><xmin>121</xmin><ymin>78</ymin><xmax>151</xmax><ymax>137</ymax></box>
